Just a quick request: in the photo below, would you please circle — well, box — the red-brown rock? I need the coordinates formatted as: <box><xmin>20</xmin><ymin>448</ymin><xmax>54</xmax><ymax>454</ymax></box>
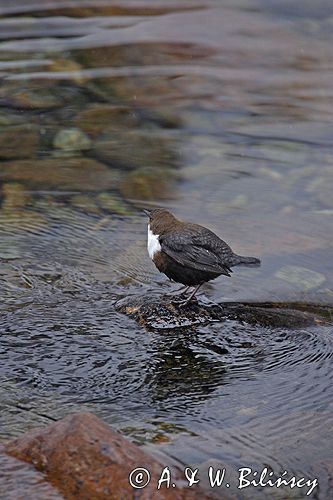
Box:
<box><xmin>5</xmin><ymin>412</ymin><xmax>222</xmax><ymax>500</ymax></box>
<box><xmin>0</xmin><ymin>445</ymin><xmax>63</xmax><ymax>500</ymax></box>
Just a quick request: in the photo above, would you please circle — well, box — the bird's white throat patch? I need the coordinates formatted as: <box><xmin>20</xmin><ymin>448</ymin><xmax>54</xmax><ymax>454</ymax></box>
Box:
<box><xmin>147</xmin><ymin>224</ymin><xmax>161</xmax><ymax>259</ymax></box>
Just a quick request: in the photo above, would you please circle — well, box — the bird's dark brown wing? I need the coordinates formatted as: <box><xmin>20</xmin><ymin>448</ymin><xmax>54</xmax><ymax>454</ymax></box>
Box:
<box><xmin>160</xmin><ymin>226</ymin><xmax>234</xmax><ymax>277</ymax></box>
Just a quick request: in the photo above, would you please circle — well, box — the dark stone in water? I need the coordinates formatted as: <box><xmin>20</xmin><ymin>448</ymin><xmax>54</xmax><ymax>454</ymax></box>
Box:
<box><xmin>115</xmin><ymin>294</ymin><xmax>330</xmax><ymax>331</ymax></box>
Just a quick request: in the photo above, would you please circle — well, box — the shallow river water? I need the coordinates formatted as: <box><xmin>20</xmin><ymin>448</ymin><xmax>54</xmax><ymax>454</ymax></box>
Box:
<box><xmin>0</xmin><ymin>1</ymin><xmax>333</xmax><ymax>498</ymax></box>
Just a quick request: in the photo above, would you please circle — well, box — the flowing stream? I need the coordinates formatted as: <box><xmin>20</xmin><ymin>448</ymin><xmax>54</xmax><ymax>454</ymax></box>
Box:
<box><xmin>0</xmin><ymin>1</ymin><xmax>333</xmax><ymax>498</ymax></box>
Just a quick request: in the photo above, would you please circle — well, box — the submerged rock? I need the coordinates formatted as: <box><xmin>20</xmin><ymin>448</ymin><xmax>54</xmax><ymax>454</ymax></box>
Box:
<box><xmin>93</xmin><ymin>130</ymin><xmax>178</xmax><ymax>170</ymax></box>
<box><xmin>74</xmin><ymin>104</ymin><xmax>140</xmax><ymax>138</ymax></box>
<box><xmin>50</xmin><ymin>57</ymin><xmax>85</xmax><ymax>84</ymax></box>
<box><xmin>120</xmin><ymin>166</ymin><xmax>176</xmax><ymax>201</ymax></box>
<box><xmin>96</xmin><ymin>192</ymin><xmax>132</xmax><ymax>215</ymax></box>
<box><xmin>70</xmin><ymin>194</ymin><xmax>100</xmax><ymax>214</ymax></box>
<box><xmin>275</xmin><ymin>265</ymin><xmax>325</xmax><ymax>290</ymax></box>
<box><xmin>0</xmin><ymin>111</ymin><xmax>24</xmax><ymax>126</ymax></box>
<box><xmin>1</xmin><ymin>182</ymin><xmax>32</xmax><ymax>210</ymax></box>
<box><xmin>0</xmin><ymin>82</ymin><xmax>63</xmax><ymax>110</ymax></box>
<box><xmin>70</xmin><ymin>192</ymin><xmax>132</xmax><ymax>215</ymax></box>
<box><xmin>0</xmin><ymin>124</ymin><xmax>39</xmax><ymax>160</ymax></box>
<box><xmin>0</xmin><ymin>158</ymin><xmax>121</xmax><ymax>191</ymax></box>
<box><xmin>116</xmin><ymin>294</ymin><xmax>329</xmax><ymax>331</ymax></box>
<box><xmin>6</xmin><ymin>412</ymin><xmax>218</xmax><ymax>500</ymax></box>
<box><xmin>53</xmin><ymin>128</ymin><xmax>91</xmax><ymax>153</ymax></box>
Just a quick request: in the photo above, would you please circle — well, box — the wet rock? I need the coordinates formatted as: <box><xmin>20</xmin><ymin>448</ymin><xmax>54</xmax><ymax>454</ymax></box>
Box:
<box><xmin>183</xmin><ymin>135</ymin><xmax>229</xmax><ymax>162</ymax></box>
<box><xmin>145</xmin><ymin>107</ymin><xmax>181</xmax><ymax>129</ymax></box>
<box><xmin>74</xmin><ymin>104</ymin><xmax>140</xmax><ymax>138</ymax></box>
<box><xmin>275</xmin><ymin>265</ymin><xmax>325</xmax><ymax>290</ymax></box>
<box><xmin>0</xmin><ymin>83</ymin><xmax>62</xmax><ymax>110</ymax></box>
<box><xmin>70</xmin><ymin>194</ymin><xmax>100</xmax><ymax>214</ymax></box>
<box><xmin>78</xmin><ymin>41</ymin><xmax>205</xmax><ymax>70</ymax></box>
<box><xmin>53</xmin><ymin>127</ymin><xmax>91</xmax><ymax>154</ymax></box>
<box><xmin>93</xmin><ymin>130</ymin><xmax>178</xmax><ymax>170</ymax></box>
<box><xmin>0</xmin><ymin>445</ymin><xmax>63</xmax><ymax>500</ymax></box>
<box><xmin>70</xmin><ymin>192</ymin><xmax>132</xmax><ymax>215</ymax></box>
<box><xmin>0</xmin><ymin>124</ymin><xmax>39</xmax><ymax>159</ymax></box>
<box><xmin>115</xmin><ymin>294</ymin><xmax>328</xmax><ymax>331</ymax></box>
<box><xmin>182</xmin><ymin>110</ymin><xmax>227</xmax><ymax>134</ymax></box>
<box><xmin>96</xmin><ymin>192</ymin><xmax>132</xmax><ymax>215</ymax></box>
<box><xmin>249</xmin><ymin>141</ymin><xmax>310</xmax><ymax>165</ymax></box>
<box><xmin>0</xmin><ymin>111</ymin><xmax>24</xmax><ymax>126</ymax></box>
<box><xmin>5</xmin><ymin>412</ymin><xmax>218</xmax><ymax>500</ymax></box>
<box><xmin>120</xmin><ymin>166</ymin><xmax>176</xmax><ymax>201</ymax></box>
<box><xmin>1</xmin><ymin>182</ymin><xmax>32</xmax><ymax>210</ymax></box>
<box><xmin>0</xmin><ymin>158</ymin><xmax>121</xmax><ymax>192</ymax></box>
<box><xmin>94</xmin><ymin>75</ymin><xmax>179</xmax><ymax>107</ymax></box>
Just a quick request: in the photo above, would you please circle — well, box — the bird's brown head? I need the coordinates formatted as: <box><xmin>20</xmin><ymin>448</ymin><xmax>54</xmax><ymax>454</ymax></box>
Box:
<box><xmin>143</xmin><ymin>208</ymin><xmax>179</xmax><ymax>234</ymax></box>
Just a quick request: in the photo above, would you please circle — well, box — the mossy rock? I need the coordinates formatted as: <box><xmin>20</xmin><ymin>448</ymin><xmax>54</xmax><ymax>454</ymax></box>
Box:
<box><xmin>119</xmin><ymin>166</ymin><xmax>177</xmax><ymax>201</ymax></box>
<box><xmin>96</xmin><ymin>193</ymin><xmax>132</xmax><ymax>215</ymax></box>
<box><xmin>53</xmin><ymin>128</ymin><xmax>92</xmax><ymax>153</ymax></box>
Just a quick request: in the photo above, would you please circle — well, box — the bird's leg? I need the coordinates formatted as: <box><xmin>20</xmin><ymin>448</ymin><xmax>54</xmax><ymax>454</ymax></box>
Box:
<box><xmin>170</xmin><ymin>285</ymin><xmax>190</xmax><ymax>304</ymax></box>
<box><xmin>180</xmin><ymin>283</ymin><xmax>203</xmax><ymax>306</ymax></box>
<box><xmin>175</xmin><ymin>285</ymin><xmax>190</xmax><ymax>295</ymax></box>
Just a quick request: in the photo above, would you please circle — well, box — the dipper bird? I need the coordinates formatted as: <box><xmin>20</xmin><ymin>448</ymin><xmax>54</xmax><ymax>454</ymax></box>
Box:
<box><xmin>144</xmin><ymin>208</ymin><xmax>260</xmax><ymax>305</ymax></box>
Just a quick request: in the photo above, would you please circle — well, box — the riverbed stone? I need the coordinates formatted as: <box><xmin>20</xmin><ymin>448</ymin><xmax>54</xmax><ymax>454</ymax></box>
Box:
<box><xmin>0</xmin><ymin>158</ymin><xmax>121</xmax><ymax>191</ymax></box>
<box><xmin>50</xmin><ymin>57</ymin><xmax>85</xmax><ymax>84</ymax></box>
<box><xmin>275</xmin><ymin>265</ymin><xmax>325</xmax><ymax>290</ymax></box>
<box><xmin>70</xmin><ymin>192</ymin><xmax>132</xmax><ymax>215</ymax></box>
<box><xmin>53</xmin><ymin>127</ymin><xmax>92</xmax><ymax>153</ymax></box>
<box><xmin>96</xmin><ymin>192</ymin><xmax>132</xmax><ymax>215</ymax></box>
<box><xmin>0</xmin><ymin>111</ymin><xmax>24</xmax><ymax>126</ymax></box>
<box><xmin>1</xmin><ymin>182</ymin><xmax>33</xmax><ymax>210</ymax></box>
<box><xmin>0</xmin><ymin>82</ymin><xmax>62</xmax><ymax>110</ymax></box>
<box><xmin>5</xmin><ymin>412</ymin><xmax>218</xmax><ymax>500</ymax></box>
<box><xmin>70</xmin><ymin>194</ymin><xmax>100</xmax><ymax>214</ymax></box>
<box><xmin>93</xmin><ymin>130</ymin><xmax>178</xmax><ymax>170</ymax></box>
<box><xmin>0</xmin><ymin>124</ymin><xmax>39</xmax><ymax>159</ymax></box>
<box><xmin>119</xmin><ymin>166</ymin><xmax>176</xmax><ymax>201</ymax></box>
<box><xmin>74</xmin><ymin>104</ymin><xmax>140</xmax><ymax>137</ymax></box>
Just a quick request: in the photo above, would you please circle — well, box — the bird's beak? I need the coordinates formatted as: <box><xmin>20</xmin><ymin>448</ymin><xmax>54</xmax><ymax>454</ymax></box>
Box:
<box><xmin>143</xmin><ymin>209</ymin><xmax>151</xmax><ymax>217</ymax></box>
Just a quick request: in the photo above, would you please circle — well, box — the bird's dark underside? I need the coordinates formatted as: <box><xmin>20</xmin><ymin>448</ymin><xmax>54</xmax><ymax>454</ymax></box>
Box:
<box><xmin>155</xmin><ymin>250</ymin><xmax>221</xmax><ymax>286</ymax></box>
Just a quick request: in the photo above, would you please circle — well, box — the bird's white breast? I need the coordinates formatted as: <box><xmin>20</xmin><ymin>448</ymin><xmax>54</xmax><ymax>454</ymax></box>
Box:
<box><xmin>147</xmin><ymin>224</ymin><xmax>161</xmax><ymax>260</ymax></box>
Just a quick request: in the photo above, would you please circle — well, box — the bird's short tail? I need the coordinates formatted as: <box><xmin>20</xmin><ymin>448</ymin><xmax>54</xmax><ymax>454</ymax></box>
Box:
<box><xmin>232</xmin><ymin>255</ymin><xmax>261</xmax><ymax>267</ymax></box>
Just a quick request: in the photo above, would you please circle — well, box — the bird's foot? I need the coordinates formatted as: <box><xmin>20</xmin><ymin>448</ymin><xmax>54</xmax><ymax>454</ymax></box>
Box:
<box><xmin>171</xmin><ymin>295</ymin><xmax>198</xmax><ymax>308</ymax></box>
<box><xmin>173</xmin><ymin>285</ymin><xmax>190</xmax><ymax>296</ymax></box>
<box><xmin>170</xmin><ymin>284</ymin><xmax>203</xmax><ymax>307</ymax></box>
